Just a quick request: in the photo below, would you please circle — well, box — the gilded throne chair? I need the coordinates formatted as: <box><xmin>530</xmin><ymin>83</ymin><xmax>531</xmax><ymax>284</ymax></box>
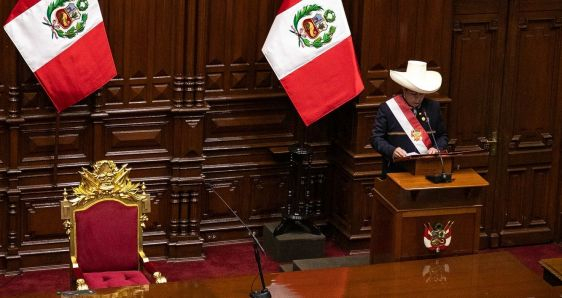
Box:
<box><xmin>60</xmin><ymin>160</ymin><xmax>167</xmax><ymax>290</ymax></box>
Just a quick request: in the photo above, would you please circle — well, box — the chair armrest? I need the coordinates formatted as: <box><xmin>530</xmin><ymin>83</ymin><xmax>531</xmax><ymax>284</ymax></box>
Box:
<box><xmin>138</xmin><ymin>251</ymin><xmax>167</xmax><ymax>283</ymax></box>
<box><xmin>71</xmin><ymin>256</ymin><xmax>89</xmax><ymax>290</ymax></box>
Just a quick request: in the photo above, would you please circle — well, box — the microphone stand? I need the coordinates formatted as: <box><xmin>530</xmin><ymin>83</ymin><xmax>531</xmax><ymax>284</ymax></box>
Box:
<box><xmin>422</xmin><ymin>110</ymin><xmax>453</xmax><ymax>183</ymax></box>
<box><xmin>207</xmin><ymin>184</ymin><xmax>272</xmax><ymax>298</ymax></box>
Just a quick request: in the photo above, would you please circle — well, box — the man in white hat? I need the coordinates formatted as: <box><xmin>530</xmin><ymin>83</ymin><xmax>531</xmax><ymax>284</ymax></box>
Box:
<box><xmin>371</xmin><ymin>60</ymin><xmax>448</xmax><ymax>175</ymax></box>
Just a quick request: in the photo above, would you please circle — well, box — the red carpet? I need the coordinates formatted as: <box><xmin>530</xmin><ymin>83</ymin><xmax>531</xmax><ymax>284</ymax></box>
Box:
<box><xmin>156</xmin><ymin>243</ymin><xmax>280</xmax><ymax>282</ymax></box>
<box><xmin>0</xmin><ymin>242</ymin><xmax>560</xmax><ymax>297</ymax></box>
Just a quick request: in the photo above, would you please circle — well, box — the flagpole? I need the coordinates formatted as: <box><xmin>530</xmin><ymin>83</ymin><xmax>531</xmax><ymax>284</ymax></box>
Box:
<box><xmin>53</xmin><ymin>112</ymin><xmax>60</xmax><ymax>187</ymax></box>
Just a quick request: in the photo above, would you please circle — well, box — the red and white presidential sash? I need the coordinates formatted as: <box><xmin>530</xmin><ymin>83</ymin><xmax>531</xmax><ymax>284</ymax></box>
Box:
<box><xmin>386</xmin><ymin>95</ymin><xmax>432</xmax><ymax>154</ymax></box>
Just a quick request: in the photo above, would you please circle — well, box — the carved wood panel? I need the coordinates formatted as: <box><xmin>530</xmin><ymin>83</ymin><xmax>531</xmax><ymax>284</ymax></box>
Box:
<box><xmin>358</xmin><ymin>0</ymin><xmax>394</xmax><ymax>107</ymax></box>
<box><xmin>506</xmin><ymin>21</ymin><xmax>559</xmax><ymax>150</ymax></box>
<box><xmin>22</xmin><ymin>201</ymin><xmax>64</xmax><ymax>242</ymax></box>
<box><xmin>204</xmin><ymin>99</ymin><xmax>295</xmax><ymax>150</ymax></box>
<box><xmin>330</xmin><ymin>163</ymin><xmax>374</xmax><ymax>252</ymax></box>
<box><xmin>176</xmin><ymin>117</ymin><xmax>205</xmax><ymax>159</ymax></box>
<box><xmin>19</xmin><ymin>118</ymin><xmax>91</xmax><ymax>166</ymax></box>
<box><xmin>203</xmin><ymin>0</ymin><xmax>282</xmax><ymax>98</ymax></box>
<box><xmin>102</xmin><ymin>0</ymin><xmax>184</xmax><ymax>109</ymax></box>
<box><xmin>331</xmin><ymin>165</ymin><xmax>353</xmax><ymax>231</ymax></box>
<box><xmin>359</xmin><ymin>181</ymin><xmax>374</xmax><ymax>232</ymax></box>
<box><xmin>15</xmin><ymin>47</ymin><xmax>53</xmax><ymax>115</ymax></box>
<box><xmin>249</xmin><ymin>174</ymin><xmax>288</xmax><ymax>220</ymax></box>
<box><xmin>201</xmin><ymin>178</ymin><xmax>244</xmax><ymax>242</ymax></box>
<box><xmin>103</xmin><ymin>114</ymin><xmax>172</xmax><ymax>160</ymax></box>
<box><xmin>497</xmin><ymin>3</ymin><xmax>562</xmax><ymax>246</ymax></box>
<box><xmin>518</xmin><ymin>0</ymin><xmax>562</xmax><ymax>12</ymax></box>
<box><xmin>450</xmin><ymin>17</ymin><xmax>504</xmax><ymax>149</ymax></box>
<box><xmin>202</xmin><ymin>178</ymin><xmax>242</xmax><ymax>223</ymax></box>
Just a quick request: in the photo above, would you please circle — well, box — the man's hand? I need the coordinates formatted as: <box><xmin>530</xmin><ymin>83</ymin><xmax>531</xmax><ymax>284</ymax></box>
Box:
<box><xmin>392</xmin><ymin>147</ymin><xmax>408</xmax><ymax>159</ymax></box>
<box><xmin>428</xmin><ymin>147</ymin><xmax>439</xmax><ymax>154</ymax></box>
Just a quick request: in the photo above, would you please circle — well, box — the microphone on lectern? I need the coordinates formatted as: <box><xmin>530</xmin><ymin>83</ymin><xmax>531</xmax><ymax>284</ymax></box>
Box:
<box><xmin>422</xmin><ymin>110</ymin><xmax>453</xmax><ymax>183</ymax></box>
<box><xmin>206</xmin><ymin>184</ymin><xmax>272</xmax><ymax>298</ymax></box>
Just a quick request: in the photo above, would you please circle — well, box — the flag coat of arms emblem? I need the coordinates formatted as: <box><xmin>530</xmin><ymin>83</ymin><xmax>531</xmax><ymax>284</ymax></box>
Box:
<box><xmin>4</xmin><ymin>0</ymin><xmax>116</xmax><ymax>112</ymax></box>
<box><xmin>262</xmin><ymin>0</ymin><xmax>364</xmax><ymax>126</ymax></box>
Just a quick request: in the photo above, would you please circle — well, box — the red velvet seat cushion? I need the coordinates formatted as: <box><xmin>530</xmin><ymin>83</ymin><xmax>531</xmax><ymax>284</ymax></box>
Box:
<box><xmin>83</xmin><ymin>271</ymin><xmax>150</xmax><ymax>289</ymax></box>
<box><xmin>75</xmin><ymin>200</ymin><xmax>139</xmax><ymax>272</ymax></box>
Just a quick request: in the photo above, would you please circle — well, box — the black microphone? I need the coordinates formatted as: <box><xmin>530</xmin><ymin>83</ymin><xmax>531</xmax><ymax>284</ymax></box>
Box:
<box><xmin>206</xmin><ymin>184</ymin><xmax>272</xmax><ymax>298</ymax></box>
<box><xmin>422</xmin><ymin>110</ymin><xmax>452</xmax><ymax>183</ymax></box>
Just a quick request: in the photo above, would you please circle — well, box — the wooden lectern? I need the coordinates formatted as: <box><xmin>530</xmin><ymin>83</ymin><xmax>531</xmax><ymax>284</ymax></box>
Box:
<box><xmin>370</xmin><ymin>155</ymin><xmax>488</xmax><ymax>264</ymax></box>
<box><xmin>400</xmin><ymin>153</ymin><xmax>453</xmax><ymax>176</ymax></box>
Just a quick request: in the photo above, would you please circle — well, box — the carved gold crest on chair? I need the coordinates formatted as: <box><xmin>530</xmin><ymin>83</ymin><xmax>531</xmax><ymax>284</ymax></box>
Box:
<box><xmin>61</xmin><ymin>160</ymin><xmax>151</xmax><ymax>231</ymax></box>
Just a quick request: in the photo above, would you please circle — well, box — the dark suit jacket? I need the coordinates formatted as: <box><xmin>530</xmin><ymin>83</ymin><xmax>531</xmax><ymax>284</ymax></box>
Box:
<box><xmin>371</xmin><ymin>97</ymin><xmax>448</xmax><ymax>175</ymax></box>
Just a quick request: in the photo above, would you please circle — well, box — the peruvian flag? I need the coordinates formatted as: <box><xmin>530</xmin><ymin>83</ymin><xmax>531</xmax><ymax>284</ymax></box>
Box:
<box><xmin>262</xmin><ymin>0</ymin><xmax>363</xmax><ymax>126</ymax></box>
<box><xmin>4</xmin><ymin>0</ymin><xmax>116</xmax><ymax>112</ymax></box>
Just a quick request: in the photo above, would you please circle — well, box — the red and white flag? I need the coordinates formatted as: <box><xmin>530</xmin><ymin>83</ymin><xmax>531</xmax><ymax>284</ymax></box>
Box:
<box><xmin>4</xmin><ymin>0</ymin><xmax>116</xmax><ymax>112</ymax></box>
<box><xmin>262</xmin><ymin>0</ymin><xmax>363</xmax><ymax>126</ymax></box>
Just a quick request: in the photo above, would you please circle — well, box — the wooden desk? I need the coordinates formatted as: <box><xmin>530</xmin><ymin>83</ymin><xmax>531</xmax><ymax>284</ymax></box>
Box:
<box><xmin>371</xmin><ymin>169</ymin><xmax>489</xmax><ymax>263</ymax></box>
<box><xmin>13</xmin><ymin>252</ymin><xmax>558</xmax><ymax>297</ymax></box>
<box><xmin>540</xmin><ymin>257</ymin><xmax>562</xmax><ymax>286</ymax></box>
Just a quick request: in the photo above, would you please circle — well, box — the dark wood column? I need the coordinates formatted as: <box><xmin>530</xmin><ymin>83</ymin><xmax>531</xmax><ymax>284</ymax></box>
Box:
<box><xmin>2</xmin><ymin>0</ymin><xmax>20</xmax><ymax>275</ymax></box>
<box><xmin>6</xmin><ymin>87</ymin><xmax>22</xmax><ymax>274</ymax></box>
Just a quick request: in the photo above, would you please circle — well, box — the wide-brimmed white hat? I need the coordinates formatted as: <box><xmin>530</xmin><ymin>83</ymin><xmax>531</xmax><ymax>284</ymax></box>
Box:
<box><xmin>389</xmin><ymin>60</ymin><xmax>442</xmax><ymax>94</ymax></box>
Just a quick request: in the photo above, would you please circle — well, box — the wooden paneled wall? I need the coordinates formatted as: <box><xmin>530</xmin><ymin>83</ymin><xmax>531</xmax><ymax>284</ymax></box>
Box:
<box><xmin>1</xmin><ymin>0</ymin><xmax>562</xmax><ymax>274</ymax></box>
<box><xmin>449</xmin><ymin>0</ymin><xmax>562</xmax><ymax>249</ymax></box>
